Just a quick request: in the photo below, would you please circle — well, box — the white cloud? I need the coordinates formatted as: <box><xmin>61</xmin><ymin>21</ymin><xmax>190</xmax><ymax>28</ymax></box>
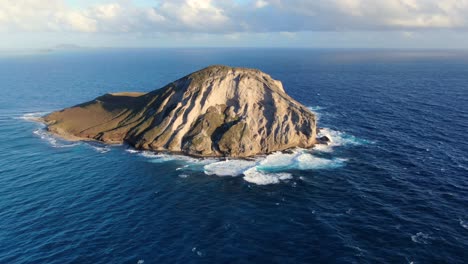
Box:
<box><xmin>255</xmin><ymin>0</ymin><xmax>269</xmax><ymax>8</ymax></box>
<box><xmin>1</xmin><ymin>0</ymin><xmax>468</xmax><ymax>35</ymax></box>
<box><xmin>157</xmin><ymin>0</ymin><xmax>230</xmax><ymax>31</ymax></box>
<box><xmin>92</xmin><ymin>3</ymin><xmax>122</xmax><ymax>20</ymax></box>
<box><xmin>61</xmin><ymin>11</ymin><xmax>97</xmax><ymax>32</ymax></box>
<box><xmin>261</xmin><ymin>0</ymin><xmax>468</xmax><ymax>30</ymax></box>
<box><xmin>146</xmin><ymin>8</ymin><xmax>165</xmax><ymax>23</ymax></box>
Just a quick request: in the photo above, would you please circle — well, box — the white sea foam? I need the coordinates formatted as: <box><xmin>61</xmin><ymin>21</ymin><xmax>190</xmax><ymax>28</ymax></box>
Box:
<box><xmin>33</xmin><ymin>128</ymin><xmax>112</xmax><ymax>152</ymax></box>
<box><xmin>140</xmin><ymin>151</ymin><xmax>216</xmax><ymax>165</ymax></box>
<box><xmin>315</xmin><ymin>127</ymin><xmax>370</xmax><ymax>152</ymax></box>
<box><xmin>89</xmin><ymin>145</ymin><xmax>111</xmax><ymax>153</ymax></box>
<box><xmin>127</xmin><ymin>145</ymin><xmax>347</xmax><ymax>184</ymax></box>
<box><xmin>139</xmin><ymin>149</ymin><xmax>345</xmax><ymax>185</ymax></box>
<box><xmin>18</xmin><ymin>112</ymin><xmax>48</xmax><ymax>121</ymax></box>
<box><xmin>141</xmin><ymin>151</ymin><xmax>191</xmax><ymax>162</ymax></box>
<box><xmin>460</xmin><ymin>219</ymin><xmax>468</xmax><ymax>230</ymax></box>
<box><xmin>308</xmin><ymin>106</ymin><xmax>325</xmax><ymax>112</ymax></box>
<box><xmin>295</xmin><ymin>154</ymin><xmax>346</xmax><ymax>170</ymax></box>
<box><xmin>256</xmin><ymin>151</ymin><xmax>296</xmax><ymax>170</ymax></box>
<box><xmin>411</xmin><ymin>232</ymin><xmax>431</xmax><ymax>244</ymax></box>
<box><xmin>33</xmin><ymin>128</ymin><xmax>80</xmax><ymax>148</ymax></box>
<box><xmin>21</xmin><ymin>112</ymin><xmax>85</xmax><ymax>149</ymax></box>
<box><xmin>200</xmin><ymin>149</ymin><xmax>346</xmax><ymax>185</ymax></box>
<box><xmin>307</xmin><ymin>106</ymin><xmax>371</xmax><ymax>151</ymax></box>
<box><xmin>307</xmin><ymin>106</ymin><xmax>325</xmax><ymax>120</ymax></box>
<box><xmin>256</xmin><ymin>150</ymin><xmax>346</xmax><ymax>171</ymax></box>
<box><xmin>204</xmin><ymin>159</ymin><xmax>256</xmax><ymax>176</ymax></box>
<box><xmin>125</xmin><ymin>147</ymin><xmax>348</xmax><ymax>185</ymax></box>
<box><xmin>243</xmin><ymin>167</ymin><xmax>292</xmax><ymax>185</ymax></box>
<box><xmin>125</xmin><ymin>149</ymin><xmax>140</xmax><ymax>154</ymax></box>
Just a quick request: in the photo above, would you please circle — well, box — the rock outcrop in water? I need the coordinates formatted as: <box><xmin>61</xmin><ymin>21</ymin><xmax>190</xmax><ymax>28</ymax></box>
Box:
<box><xmin>42</xmin><ymin>65</ymin><xmax>317</xmax><ymax>157</ymax></box>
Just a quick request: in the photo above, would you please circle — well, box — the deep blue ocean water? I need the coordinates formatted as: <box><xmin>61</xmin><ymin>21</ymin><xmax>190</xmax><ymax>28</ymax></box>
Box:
<box><xmin>0</xmin><ymin>49</ymin><xmax>467</xmax><ymax>263</ymax></box>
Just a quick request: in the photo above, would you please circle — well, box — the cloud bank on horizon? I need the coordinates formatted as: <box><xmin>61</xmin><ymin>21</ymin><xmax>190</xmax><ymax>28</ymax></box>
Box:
<box><xmin>1</xmin><ymin>0</ymin><xmax>468</xmax><ymax>48</ymax></box>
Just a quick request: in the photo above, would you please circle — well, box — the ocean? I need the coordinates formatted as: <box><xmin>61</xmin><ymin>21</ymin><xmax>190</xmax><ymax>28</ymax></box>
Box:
<box><xmin>0</xmin><ymin>48</ymin><xmax>467</xmax><ymax>263</ymax></box>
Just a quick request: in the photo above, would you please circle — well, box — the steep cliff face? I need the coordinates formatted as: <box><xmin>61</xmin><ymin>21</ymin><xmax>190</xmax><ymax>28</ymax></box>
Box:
<box><xmin>43</xmin><ymin>65</ymin><xmax>317</xmax><ymax>157</ymax></box>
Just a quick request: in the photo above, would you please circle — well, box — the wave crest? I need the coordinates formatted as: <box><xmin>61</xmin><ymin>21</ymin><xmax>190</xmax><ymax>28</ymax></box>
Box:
<box><xmin>201</xmin><ymin>150</ymin><xmax>346</xmax><ymax>185</ymax></box>
<box><xmin>33</xmin><ymin>129</ymin><xmax>80</xmax><ymax>148</ymax></box>
<box><xmin>204</xmin><ymin>160</ymin><xmax>256</xmax><ymax>176</ymax></box>
<box><xmin>243</xmin><ymin>168</ymin><xmax>292</xmax><ymax>185</ymax></box>
<box><xmin>18</xmin><ymin>112</ymin><xmax>48</xmax><ymax>121</ymax></box>
<box><xmin>315</xmin><ymin>127</ymin><xmax>371</xmax><ymax>152</ymax></box>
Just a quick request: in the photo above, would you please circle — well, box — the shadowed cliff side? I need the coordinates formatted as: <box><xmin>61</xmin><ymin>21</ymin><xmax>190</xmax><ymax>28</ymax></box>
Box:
<box><xmin>42</xmin><ymin>65</ymin><xmax>317</xmax><ymax>157</ymax></box>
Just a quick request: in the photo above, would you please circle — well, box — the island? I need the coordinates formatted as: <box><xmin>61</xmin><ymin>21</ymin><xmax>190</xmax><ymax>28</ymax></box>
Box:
<box><xmin>41</xmin><ymin>65</ymin><xmax>317</xmax><ymax>157</ymax></box>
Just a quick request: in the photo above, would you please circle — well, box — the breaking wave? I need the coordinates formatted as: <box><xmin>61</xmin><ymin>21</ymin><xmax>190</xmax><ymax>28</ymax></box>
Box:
<box><xmin>308</xmin><ymin>106</ymin><xmax>323</xmax><ymax>121</ymax></box>
<box><xmin>204</xmin><ymin>159</ymin><xmax>256</xmax><ymax>176</ymax></box>
<box><xmin>315</xmin><ymin>127</ymin><xmax>371</xmax><ymax>152</ymax></box>
<box><xmin>307</xmin><ymin>106</ymin><xmax>371</xmax><ymax>152</ymax></box>
<box><xmin>87</xmin><ymin>144</ymin><xmax>111</xmax><ymax>153</ymax></box>
<box><xmin>201</xmin><ymin>150</ymin><xmax>346</xmax><ymax>185</ymax></box>
<box><xmin>22</xmin><ymin>113</ymin><xmax>112</xmax><ymax>152</ymax></box>
<box><xmin>203</xmin><ymin>158</ymin><xmax>294</xmax><ymax>185</ymax></box>
<box><xmin>33</xmin><ymin>128</ymin><xmax>80</xmax><ymax>148</ymax></box>
<box><xmin>257</xmin><ymin>151</ymin><xmax>346</xmax><ymax>171</ymax></box>
<box><xmin>33</xmin><ymin>128</ymin><xmax>113</xmax><ymax>152</ymax></box>
<box><xmin>243</xmin><ymin>168</ymin><xmax>292</xmax><ymax>185</ymax></box>
<box><xmin>308</xmin><ymin>106</ymin><xmax>325</xmax><ymax>112</ymax></box>
<box><xmin>122</xmin><ymin>146</ymin><xmax>349</xmax><ymax>185</ymax></box>
<box><xmin>17</xmin><ymin>112</ymin><xmax>48</xmax><ymax>121</ymax></box>
<box><xmin>20</xmin><ymin>112</ymin><xmax>80</xmax><ymax>148</ymax></box>
<box><xmin>138</xmin><ymin>151</ymin><xmax>217</xmax><ymax>165</ymax></box>
<box><xmin>24</xmin><ymin>111</ymin><xmax>365</xmax><ymax>185</ymax></box>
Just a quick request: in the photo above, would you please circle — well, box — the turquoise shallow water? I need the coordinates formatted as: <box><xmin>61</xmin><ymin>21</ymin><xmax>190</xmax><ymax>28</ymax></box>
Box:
<box><xmin>0</xmin><ymin>49</ymin><xmax>467</xmax><ymax>263</ymax></box>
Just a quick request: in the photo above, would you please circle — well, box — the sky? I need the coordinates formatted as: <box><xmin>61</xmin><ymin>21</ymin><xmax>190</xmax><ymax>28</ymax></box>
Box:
<box><xmin>1</xmin><ymin>0</ymin><xmax>468</xmax><ymax>49</ymax></box>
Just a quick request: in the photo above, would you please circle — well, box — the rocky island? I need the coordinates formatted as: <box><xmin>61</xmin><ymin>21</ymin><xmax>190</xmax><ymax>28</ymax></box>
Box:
<box><xmin>41</xmin><ymin>65</ymin><xmax>317</xmax><ymax>157</ymax></box>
